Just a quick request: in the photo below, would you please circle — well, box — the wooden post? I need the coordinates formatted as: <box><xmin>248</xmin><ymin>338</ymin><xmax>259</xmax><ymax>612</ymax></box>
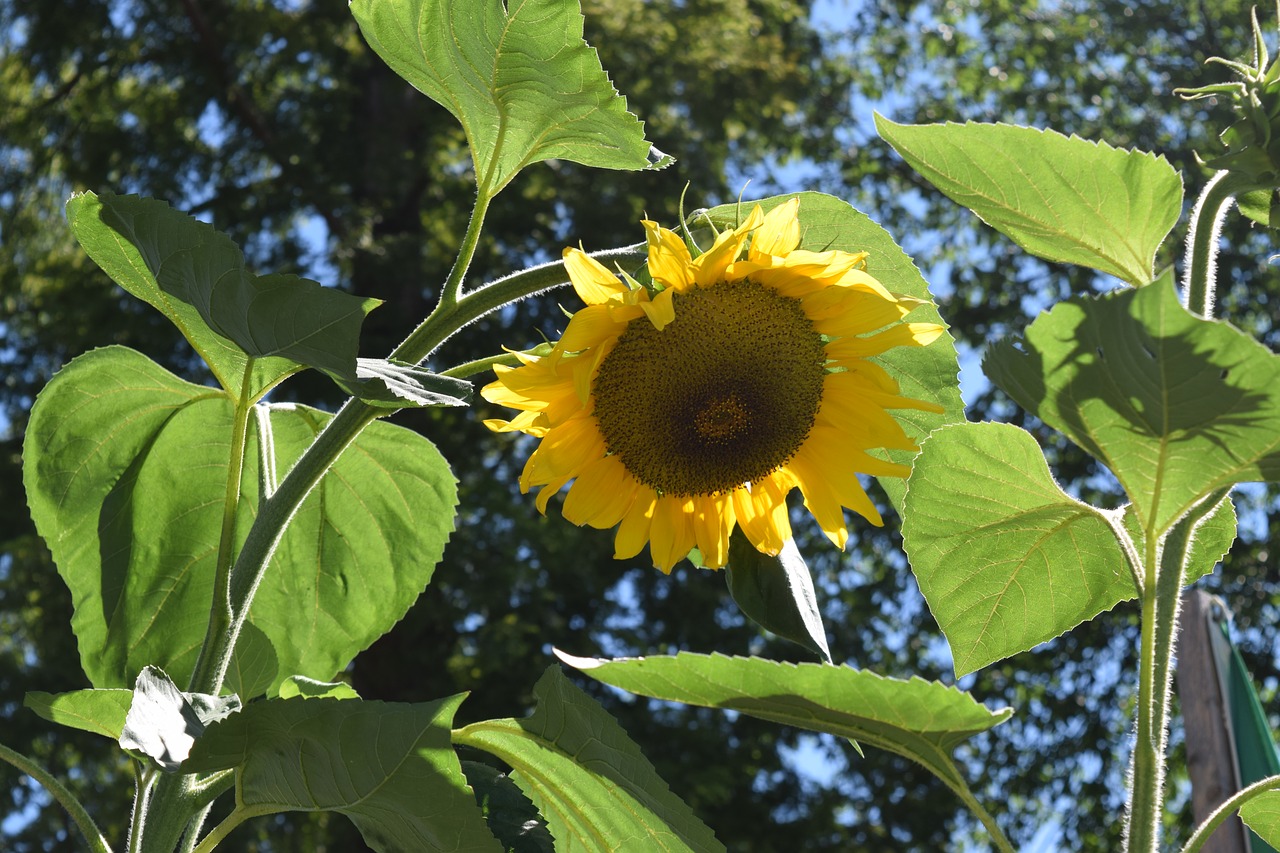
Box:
<box><xmin>1176</xmin><ymin>588</ymin><xmax>1250</xmax><ymax>853</ymax></box>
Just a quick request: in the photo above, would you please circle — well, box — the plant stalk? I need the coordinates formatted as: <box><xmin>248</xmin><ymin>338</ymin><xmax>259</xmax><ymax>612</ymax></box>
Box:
<box><xmin>1125</xmin><ymin>493</ymin><xmax>1229</xmax><ymax>852</ymax></box>
<box><xmin>0</xmin><ymin>741</ymin><xmax>112</xmax><ymax>853</ymax></box>
<box><xmin>1182</xmin><ymin>170</ymin><xmax>1243</xmax><ymax>319</ymax></box>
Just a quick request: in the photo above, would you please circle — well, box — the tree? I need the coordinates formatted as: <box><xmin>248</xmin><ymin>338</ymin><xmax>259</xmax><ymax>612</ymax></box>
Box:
<box><xmin>1</xmin><ymin>0</ymin><xmax>1273</xmax><ymax>850</ymax></box>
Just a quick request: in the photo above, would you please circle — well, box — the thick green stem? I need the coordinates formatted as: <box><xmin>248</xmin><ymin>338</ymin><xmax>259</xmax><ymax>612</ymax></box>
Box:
<box><xmin>0</xmin><ymin>741</ymin><xmax>112</xmax><ymax>853</ymax></box>
<box><xmin>1125</xmin><ymin>493</ymin><xmax>1229</xmax><ymax>852</ymax></box>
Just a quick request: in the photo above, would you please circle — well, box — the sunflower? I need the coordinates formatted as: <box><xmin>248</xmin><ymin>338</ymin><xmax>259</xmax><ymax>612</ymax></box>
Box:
<box><xmin>482</xmin><ymin>198</ymin><xmax>944</xmax><ymax>572</ymax></box>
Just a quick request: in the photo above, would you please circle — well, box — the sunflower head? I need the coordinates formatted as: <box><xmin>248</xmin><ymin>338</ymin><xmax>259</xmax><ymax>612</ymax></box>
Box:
<box><xmin>482</xmin><ymin>198</ymin><xmax>945</xmax><ymax>572</ymax></box>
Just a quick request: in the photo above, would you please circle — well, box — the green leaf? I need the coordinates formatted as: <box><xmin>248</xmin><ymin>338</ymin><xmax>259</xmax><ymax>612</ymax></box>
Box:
<box><xmin>349</xmin><ymin>0</ymin><xmax>665</xmax><ymax>198</ymax></box>
<box><xmin>23</xmin><ymin>346</ymin><xmax>458</xmax><ymax>691</ymax></box>
<box><xmin>1241</xmin><ymin>787</ymin><xmax>1280</xmax><ymax>845</ymax></box>
<box><xmin>223</xmin><ymin>621</ymin><xmax>279</xmax><ymax>702</ymax></box>
<box><xmin>119</xmin><ymin>666</ymin><xmax>241</xmax><ymax>771</ymax></box>
<box><xmin>454</xmin><ymin>666</ymin><xmax>723</xmax><ymax>853</ymax></box>
<box><xmin>875</xmin><ymin>117</ymin><xmax>1182</xmax><ymax>286</ymax></box>
<box><xmin>24</xmin><ymin>689</ymin><xmax>132</xmax><ymax>741</ymax></box>
<box><xmin>725</xmin><ymin>534</ymin><xmax>831</xmax><ymax>661</ymax></box>
<box><xmin>278</xmin><ymin>676</ymin><xmax>360</xmax><ymax>700</ymax></box>
<box><xmin>66</xmin><ymin>191</ymin><xmax>380</xmax><ymax>401</ymax></box>
<box><xmin>462</xmin><ymin>761</ymin><xmax>556</xmax><ymax>853</ymax></box>
<box><xmin>984</xmin><ymin>280</ymin><xmax>1280</xmax><ymax>537</ymax></box>
<box><xmin>185</xmin><ymin>695</ymin><xmax>500</xmax><ymax>852</ymax></box>
<box><xmin>554</xmin><ymin>651</ymin><xmax>1009</xmax><ymax>798</ymax></box>
<box><xmin>695</xmin><ymin>191</ymin><xmax>963</xmax><ymax>510</ymax></box>
<box><xmin>903</xmin><ymin>422</ymin><xmax>1135</xmax><ymax>675</ymax></box>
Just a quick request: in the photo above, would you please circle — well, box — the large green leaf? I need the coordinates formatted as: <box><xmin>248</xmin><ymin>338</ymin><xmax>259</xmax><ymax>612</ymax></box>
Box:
<box><xmin>984</xmin><ymin>280</ymin><xmax>1280</xmax><ymax>537</ymax></box>
<box><xmin>185</xmin><ymin>695</ymin><xmax>499</xmax><ymax>852</ymax></box>
<box><xmin>23</xmin><ymin>346</ymin><xmax>457</xmax><ymax>692</ymax></box>
<box><xmin>901</xmin><ymin>422</ymin><xmax>1235</xmax><ymax>676</ymax></box>
<box><xmin>875</xmin><ymin>118</ymin><xmax>1182</xmax><ymax>286</ymax></box>
<box><xmin>454</xmin><ymin>666</ymin><xmax>723</xmax><ymax>853</ymax></box>
<box><xmin>554</xmin><ymin>651</ymin><xmax>1009</xmax><ymax>799</ymax></box>
<box><xmin>697</xmin><ymin>192</ymin><xmax>963</xmax><ymax>510</ymax></box>
<box><xmin>350</xmin><ymin>0</ymin><xmax>665</xmax><ymax>198</ymax></box>
<box><xmin>66</xmin><ymin>191</ymin><xmax>382</xmax><ymax>402</ymax></box>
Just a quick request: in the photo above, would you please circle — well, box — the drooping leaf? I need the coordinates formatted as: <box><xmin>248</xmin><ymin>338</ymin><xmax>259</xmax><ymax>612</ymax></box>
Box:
<box><xmin>454</xmin><ymin>666</ymin><xmax>724</xmax><ymax>853</ymax></box>
<box><xmin>875</xmin><ymin>117</ymin><xmax>1182</xmax><ymax>286</ymax></box>
<box><xmin>337</xmin><ymin>358</ymin><xmax>474</xmax><ymax>409</ymax></box>
<box><xmin>984</xmin><ymin>280</ymin><xmax>1280</xmax><ymax>537</ymax></box>
<box><xmin>554</xmin><ymin>651</ymin><xmax>1009</xmax><ymax>797</ymax></box>
<box><xmin>725</xmin><ymin>534</ymin><xmax>830</xmax><ymax>661</ymax></box>
<box><xmin>23</xmin><ymin>689</ymin><xmax>133</xmax><ymax>741</ymax></box>
<box><xmin>185</xmin><ymin>695</ymin><xmax>499</xmax><ymax>852</ymax></box>
<box><xmin>696</xmin><ymin>191</ymin><xmax>963</xmax><ymax>510</ymax></box>
<box><xmin>118</xmin><ymin>666</ymin><xmax>241</xmax><ymax>771</ymax></box>
<box><xmin>349</xmin><ymin>0</ymin><xmax>666</xmax><ymax>199</ymax></box>
<box><xmin>23</xmin><ymin>346</ymin><xmax>458</xmax><ymax>692</ymax></box>
<box><xmin>223</xmin><ymin>621</ymin><xmax>279</xmax><ymax>702</ymax></box>
<box><xmin>66</xmin><ymin>191</ymin><xmax>380</xmax><ymax>401</ymax></box>
<box><xmin>462</xmin><ymin>761</ymin><xmax>556</xmax><ymax>853</ymax></box>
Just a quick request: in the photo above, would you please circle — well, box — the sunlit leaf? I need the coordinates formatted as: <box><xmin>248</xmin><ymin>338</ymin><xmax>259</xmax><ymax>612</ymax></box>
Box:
<box><xmin>454</xmin><ymin>666</ymin><xmax>723</xmax><ymax>853</ymax></box>
<box><xmin>984</xmin><ymin>280</ymin><xmax>1280</xmax><ymax>537</ymax></box>
<box><xmin>23</xmin><ymin>689</ymin><xmax>132</xmax><ymax>741</ymax></box>
<box><xmin>23</xmin><ymin>346</ymin><xmax>457</xmax><ymax>692</ymax></box>
<box><xmin>875</xmin><ymin>117</ymin><xmax>1182</xmax><ymax>286</ymax></box>
<box><xmin>185</xmin><ymin>695</ymin><xmax>499</xmax><ymax>851</ymax></box>
<box><xmin>350</xmin><ymin>0</ymin><xmax>666</xmax><ymax>198</ymax></box>
<box><xmin>555</xmin><ymin>651</ymin><xmax>1009</xmax><ymax>799</ymax></box>
<box><xmin>1241</xmin><ymin>786</ymin><xmax>1280</xmax><ymax>845</ymax></box>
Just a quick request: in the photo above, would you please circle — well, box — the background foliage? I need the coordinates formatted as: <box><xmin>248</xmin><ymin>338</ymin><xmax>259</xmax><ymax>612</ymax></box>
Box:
<box><xmin>1</xmin><ymin>0</ymin><xmax>1275</xmax><ymax>850</ymax></box>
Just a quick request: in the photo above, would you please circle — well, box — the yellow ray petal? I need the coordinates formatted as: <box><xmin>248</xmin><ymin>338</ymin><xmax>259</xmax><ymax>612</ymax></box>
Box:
<box><xmin>649</xmin><ymin>495</ymin><xmax>695</xmax><ymax>572</ymax></box>
<box><xmin>643</xmin><ymin>220</ymin><xmax>695</xmax><ymax>290</ymax></box>
<box><xmin>615</xmin><ymin>486</ymin><xmax>657</xmax><ymax>560</ymax></box>
<box><xmin>693</xmin><ymin>493</ymin><xmax>736</xmax><ymax>569</ymax></box>
<box><xmin>562</xmin><ymin>455</ymin><xmax>638</xmax><ymax>529</ymax></box>
<box><xmin>750</xmin><ymin>198</ymin><xmax>802</xmax><ymax>258</ymax></box>
<box><xmin>564</xmin><ymin>247</ymin><xmax>626</xmax><ymax>305</ymax></box>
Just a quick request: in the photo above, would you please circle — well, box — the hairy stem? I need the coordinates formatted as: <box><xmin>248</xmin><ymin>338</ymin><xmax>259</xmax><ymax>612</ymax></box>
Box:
<box><xmin>1181</xmin><ymin>773</ymin><xmax>1280</xmax><ymax>853</ymax></box>
<box><xmin>0</xmin><ymin>741</ymin><xmax>112</xmax><ymax>853</ymax></box>
<box><xmin>1126</xmin><ymin>493</ymin><xmax>1230</xmax><ymax>851</ymax></box>
<box><xmin>1182</xmin><ymin>170</ymin><xmax>1240</xmax><ymax>319</ymax></box>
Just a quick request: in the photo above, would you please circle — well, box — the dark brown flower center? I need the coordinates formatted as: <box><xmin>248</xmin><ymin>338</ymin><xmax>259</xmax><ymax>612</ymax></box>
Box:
<box><xmin>591</xmin><ymin>279</ymin><xmax>825</xmax><ymax>496</ymax></box>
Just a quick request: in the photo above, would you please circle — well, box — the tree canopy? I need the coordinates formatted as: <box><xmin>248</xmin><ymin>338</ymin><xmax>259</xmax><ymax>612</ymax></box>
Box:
<box><xmin>1</xmin><ymin>1</ymin><xmax>1276</xmax><ymax>850</ymax></box>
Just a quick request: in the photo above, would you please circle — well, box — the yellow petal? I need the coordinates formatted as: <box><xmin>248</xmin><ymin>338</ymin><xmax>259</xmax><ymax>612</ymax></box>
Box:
<box><xmin>557</xmin><ymin>304</ymin><xmax>628</xmax><ymax>353</ymax></box>
<box><xmin>615</xmin><ymin>486</ymin><xmax>658</xmax><ymax>560</ymax></box>
<box><xmin>562</xmin><ymin>455</ymin><xmax>638</xmax><ymax>529</ymax></box>
<box><xmin>825</xmin><ymin>323</ymin><xmax>946</xmax><ymax>360</ymax></box>
<box><xmin>648</xmin><ymin>495</ymin><xmax>695</xmax><ymax>572</ymax></box>
<box><xmin>643</xmin><ymin>220</ymin><xmax>695</xmax><ymax>290</ymax></box>
<box><xmin>731</xmin><ymin>476</ymin><xmax>793</xmax><ymax>555</ymax></box>
<box><xmin>693</xmin><ymin>492</ymin><xmax>735</xmax><ymax>568</ymax></box>
<box><xmin>691</xmin><ymin>206</ymin><xmax>763</xmax><ymax>287</ymax></box>
<box><xmin>564</xmin><ymin>247</ymin><xmax>626</xmax><ymax>305</ymax></box>
<box><xmin>749</xmin><ymin>197</ymin><xmax>801</xmax><ymax>258</ymax></box>
<box><xmin>533</xmin><ymin>472</ymin><xmax>573</xmax><ymax>514</ymax></box>
<box><xmin>520</xmin><ymin>415</ymin><xmax>605</xmax><ymax>487</ymax></box>
<box><xmin>639</xmin><ymin>286</ymin><xmax>677</xmax><ymax>330</ymax></box>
